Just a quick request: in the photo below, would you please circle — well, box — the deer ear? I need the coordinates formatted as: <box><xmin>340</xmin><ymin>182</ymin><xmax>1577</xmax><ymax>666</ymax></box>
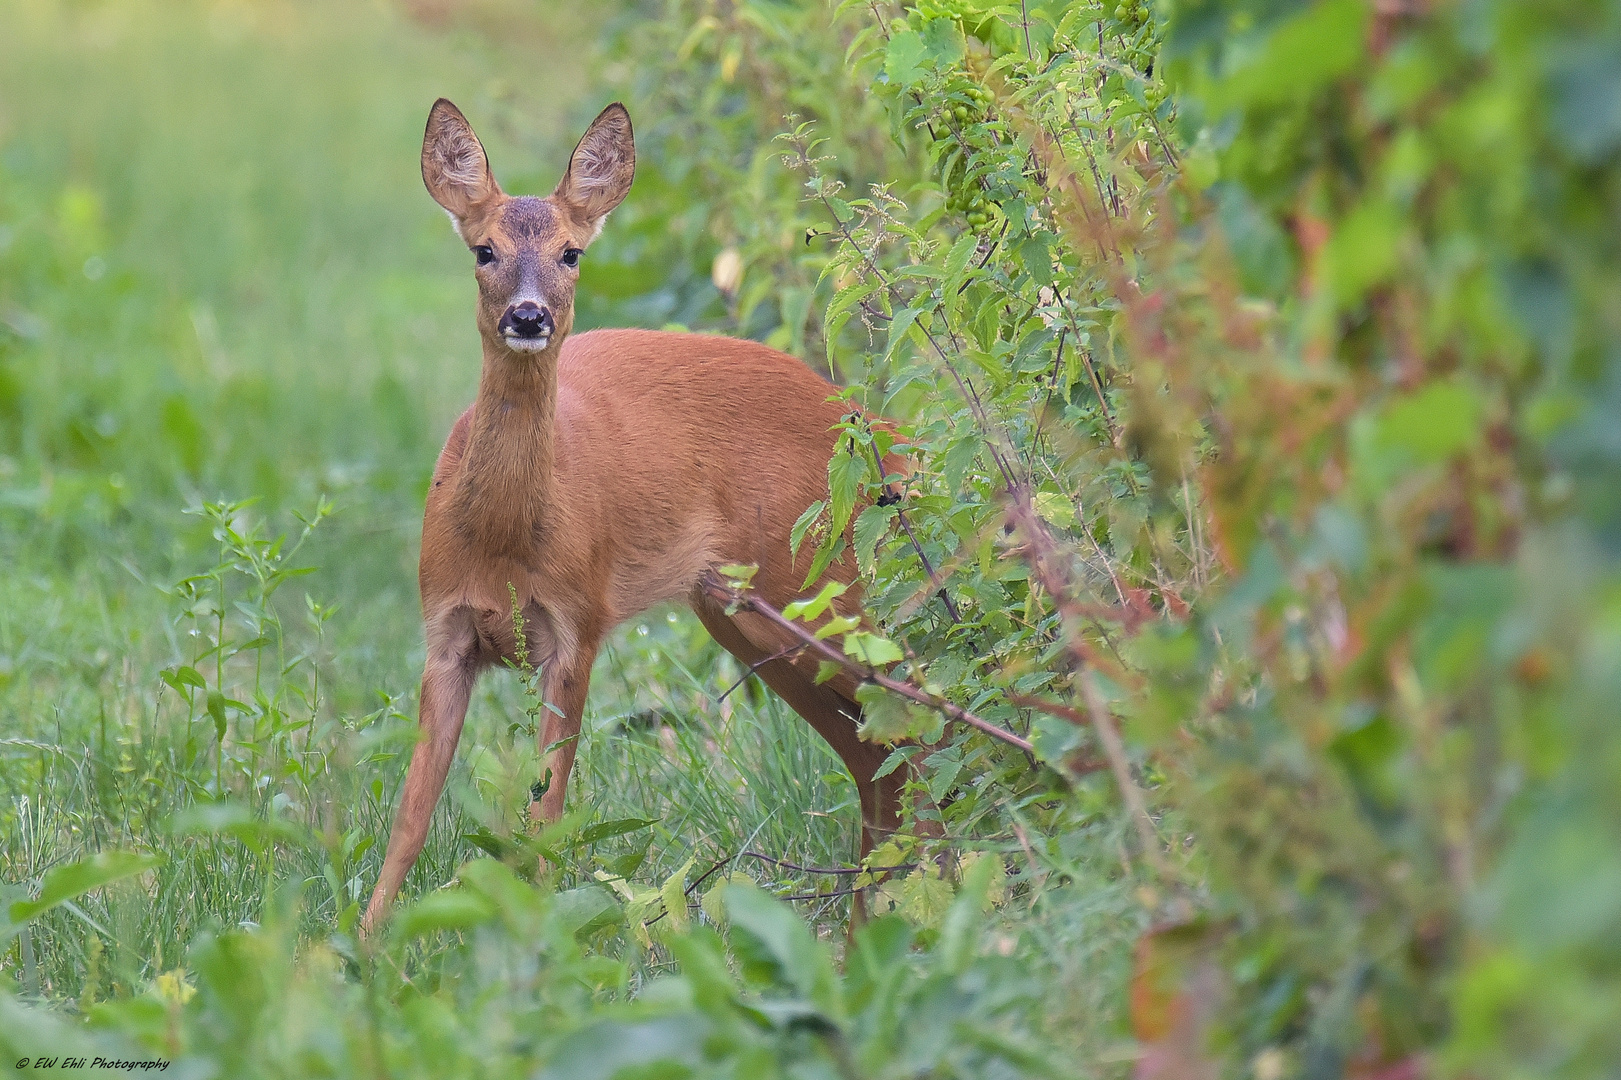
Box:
<box><xmin>553</xmin><ymin>103</ymin><xmax>635</xmax><ymax>239</ymax></box>
<box><xmin>422</xmin><ymin>99</ymin><xmax>500</xmax><ymax>228</ymax></box>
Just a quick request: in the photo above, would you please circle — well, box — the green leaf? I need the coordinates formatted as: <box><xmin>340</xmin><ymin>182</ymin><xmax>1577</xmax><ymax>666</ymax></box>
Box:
<box><xmin>575</xmin><ymin>816</ymin><xmax>659</xmax><ymax>846</ymax></box>
<box><xmin>461</xmin><ymin>826</ymin><xmax>524</xmax><ymax>862</ymax></box>
<box><xmin>721</xmin><ymin>881</ymin><xmax>843</xmax><ymax>1020</ymax></box>
<box><xmin>814</xmin><ymin>614</ymin><xmax>862</xmax><ymax>640</ymax></box>
<box><xmin>826</xmin><ymin>279</ymin><xmax>880</xmax><ymax>324</ymax></box>
<box><xmin>538</xmin><ymin>1017</ymin><xmax>710</xmax><ymax>1080</ymax></box>
<box><xmin>10</xmin><ymin>851</ymin><xmax>161</xmax><ymax>925</ymax></box>
<box><xmin>1381</xmin><ymin>380</ymin><xmax>1484</xmax><ymax>461</ymax></box>
<box><xmin>1019</xmin><ymin>235</ymin><xmax>1053</xmax><ymax>286</ymax></box>
<box><xmin>855</xmin><ymin>683</ymin><xmax>933</xmax><ymax>742</ymax></box>
<box><xmin>1210</xmin><ymin>0</ymin><xmax>1367</xmax><ymax>111</ymax></box>
<box><xmin>1030</xmin><ymin>714</ymin><xmax>1084</xmax><ymax>766</ymax></box>
<box><xmin>1323</xmin><ymin>197</ymin><xmax>1403</xmax><ymax>304</ymax></box>
<box><xmin>884</xmin><ymin>306</ymin><xmax>924</xmax><ymax>363</ymax></box>
<box><xmin>658</xmin><ymin>856</ymin><xmax>694</xmax><ymax>933</ymax></box>
<box><xmin>392</xmin><ymin>890</ymin><xmax>496</xmax><ymax>939</ymax></box>
<box><xmin>828</xmin><ymin>443</ymin><xmax>866</xmax><ymax>536</ymax></box>
<box><xmin>873</xmin><ymin>744</ymin><xmax>924</xmax><ymax>780</ymax></box>
<box><xmin>1032</xmin><ymin>491</ymin><xmax>1076</xmax><ymax>528</ymax></box>
<box><xmin>883</xmin><ymin>30</ymin><xmax>927</xmax><ymax>84</ymax></box>
<box><xmin>716</xmin><ymin>562</ymin><xmax>758</xmax><ymax>587</ymax></box>
<box><xmin>168</xmin><ymin>802</ymin><xmax>315</xmax><ymax>854</ymax></box>
<box><xmin>944</xmin><ymin>229</ymin><xmax>978</xmax><ymax>289</ymax></box>
<box><xmin>207</xmin><ymin>690</ymin><xmax>228</xmax><ymax>741</ymax></box>
<box><xmin>799</xmin><ymin>536</ymin><xmax>846</xmax><ymax>592</ymax></box>
<box><xmin>853</xmin><ymin>503</ymin><xmax>899</xmax><ymax>574</ymax></box>
<box><xmin>942</xmin><ymin>434</ymin><xmax>981</xmax><ymax>491</ymax></box>
<box><xmin>554</xmin><ymin>886</ymin><xmax>624</xmax><ymax>941</ymax></box>
<box><xmin>920</xmin><ymin>16</ymin><xmax>965</xmax><ymax>66</ymax></box>
<box><xmin>789</xmin><ymin>499</ymin><xmax>826</xmax><ymax>557</ymax></box>
<box><xmin>844</xmin><ymin>631</ymin><xmax>904</xmax><ymax>666</ymax></box>
<box><xmin>783</xmin><ymin>580</ymin><xmax>848</xmax><ymax>622</ymax></box>
<box><xmin>162</xmin><ymin>665</ymin><xmax>207</xmax><ymax>692</ymax></box>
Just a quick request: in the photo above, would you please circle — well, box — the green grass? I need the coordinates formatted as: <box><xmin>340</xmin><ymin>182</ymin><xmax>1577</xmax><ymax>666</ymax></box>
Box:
<box><xmin>0</xmin><ymin>0</ymin><xmax>860</xmax><ymax>1005</ymax></box>
<box><xmin>0</xmin><ymin>7</ymin><xmax>1146</xmax><ymax>1071</ymax></box>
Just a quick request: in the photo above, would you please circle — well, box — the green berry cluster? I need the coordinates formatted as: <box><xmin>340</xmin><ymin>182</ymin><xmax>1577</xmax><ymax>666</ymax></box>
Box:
<box><xmin>948</xmin><ymin>83</ymin><xmax>993</xmax><ymax>126</ymax></box>
<box><xmin>1112</xmin><ymin>1</ymin><xmax>1150</xmax><ymax>29</ymax></box>
<box><xmin>936</xmin><ymin>82</ymin><xmax>997</xmax><ymax>228</ymax></box>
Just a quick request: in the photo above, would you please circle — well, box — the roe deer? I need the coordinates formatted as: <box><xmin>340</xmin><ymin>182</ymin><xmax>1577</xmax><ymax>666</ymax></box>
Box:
<box><xmin>361</xmin><ymin>100</ymin><xmax>908</xmax><ymax>933</ymax></box>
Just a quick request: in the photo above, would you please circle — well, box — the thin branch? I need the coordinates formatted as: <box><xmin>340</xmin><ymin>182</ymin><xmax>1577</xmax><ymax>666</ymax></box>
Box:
<box><xmin>780</xmin><ymin>885</ymin><xmax>864</xmax><ymax>902</ymax></box>
<box><xmin>717</xmin><ymin>644</ymin><xmax>803</xmax><ymax>703</ymax></box>
<box><xmin>640</xmin><ymin>848</ymin><xmax>919</xmax><ymax>927</ymax></box>
<box><xmin>699</xmin><ymin>574</ymin><xmax>1036</xmax><ymax>755</ymax></box>
<box><xmin>868</xmin><ymin>437</ymin><xmax>963</xmax><ymax>624</ymax></box>
<box><xmin>1077</xmin><ymin>668</ymin><xmax>1165</xmax><ymax>875</ymax></box>
<box><xmin>742</xmin><ymin>850</ymin><xmax>916</xmax><ymax>876</ymax></box>
<box><xmin>1007</xmin><ymin>497</ymin><xmax>1168</xmax><ymax>876</ymax></box>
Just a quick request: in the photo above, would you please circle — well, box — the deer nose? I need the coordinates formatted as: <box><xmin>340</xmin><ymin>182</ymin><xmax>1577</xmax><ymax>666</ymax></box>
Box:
<box><xmin>500</xmin><ymin>301</ymin><xmax>553</xmax><ymax>339</ymax></box>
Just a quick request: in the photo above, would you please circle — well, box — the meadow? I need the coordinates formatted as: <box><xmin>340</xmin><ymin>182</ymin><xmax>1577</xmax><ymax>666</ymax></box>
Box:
<box><xmin>3</xmin><ymin>0</ymin><xmax>1619</xmax><ymax>1077</ymax></box>
<box><xmin>0</xmin><ymin>0</ymin><xmax>900</xmax><ymax>967</ymax></box>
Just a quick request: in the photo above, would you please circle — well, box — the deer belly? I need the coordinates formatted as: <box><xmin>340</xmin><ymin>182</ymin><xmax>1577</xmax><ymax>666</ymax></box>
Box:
<box><xmin>603</xmin><ymin>525</ymin><xmax>716</xmax><ymax>625</ymax></box>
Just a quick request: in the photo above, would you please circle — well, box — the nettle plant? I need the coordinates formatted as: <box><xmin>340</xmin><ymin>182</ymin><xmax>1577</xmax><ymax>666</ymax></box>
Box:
<box><xmin>156</xmin><ymin>499</ymin><xmax>347</xmax><ymax>809</ymax></box>
<box><xmin>775</xmin><ymin>2</ymin><xmax>1187</xmax><ymax>864</ymax></box>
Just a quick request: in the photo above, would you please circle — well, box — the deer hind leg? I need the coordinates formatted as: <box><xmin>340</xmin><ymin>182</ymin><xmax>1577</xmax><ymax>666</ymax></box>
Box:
<box><xmin>530</xmin><ymin>641</ymin><xmax>599</xmax><ymax>826</ymax></box>
<box><xmin>692</xmin><ymin>604</ymin><xmax>907</xmax><ymax>916</ymax></box>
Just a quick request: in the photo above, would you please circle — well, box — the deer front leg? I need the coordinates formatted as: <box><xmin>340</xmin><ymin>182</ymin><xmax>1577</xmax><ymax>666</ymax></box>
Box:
<box><xmin>362</xmin><ymin>613</ymin><xmax>479</xmax><ymax>936</ymax></box>
<box><xmin>530</xmin><ymin>645</ymin><xmax>598</xmax><ymax>826</ymax></box>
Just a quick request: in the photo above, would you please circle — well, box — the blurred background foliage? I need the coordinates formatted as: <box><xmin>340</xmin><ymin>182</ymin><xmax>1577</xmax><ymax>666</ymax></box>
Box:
<box><xmin>1</xmin><ymin>0</ymin><xmax>1618</xmax><ymax>1077</ymax></box>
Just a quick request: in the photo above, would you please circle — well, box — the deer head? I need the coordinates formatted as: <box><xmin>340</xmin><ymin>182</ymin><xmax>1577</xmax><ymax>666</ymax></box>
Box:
<box><xmin>421</xmin><ymin>99</ymin><xmax>635</xmax><ymax>355</ymax></box>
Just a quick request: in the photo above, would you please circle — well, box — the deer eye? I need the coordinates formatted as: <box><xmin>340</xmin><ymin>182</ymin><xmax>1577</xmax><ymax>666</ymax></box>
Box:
<box><xmin>561</xmin><ymin>248</ymin><xmax>582</xmax><ymax>268</ymax></box>
<box><xmin>473</xmin><ymin>245</ymin><xmax>495</xmax><ymax>266</ymax></box>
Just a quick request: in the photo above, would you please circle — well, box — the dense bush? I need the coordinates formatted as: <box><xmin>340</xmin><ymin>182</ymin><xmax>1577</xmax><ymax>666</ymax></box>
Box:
<box><xmin>4</xmin><ymin>0</ymin><xmax>1619</xmax><ymax>1076</ymax></box>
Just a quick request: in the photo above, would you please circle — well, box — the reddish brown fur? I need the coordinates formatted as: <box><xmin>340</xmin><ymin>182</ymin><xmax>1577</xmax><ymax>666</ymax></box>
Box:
<box><xmin>360</xmin><ymin>102</ymin><xmax>905</xmax><ymax>934</ymax></box>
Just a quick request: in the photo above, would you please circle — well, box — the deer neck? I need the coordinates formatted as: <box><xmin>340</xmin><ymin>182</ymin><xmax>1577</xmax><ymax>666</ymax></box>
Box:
<box><xmin>452</xmin><ymin>340</ymin><xmax>560</xmax><ymax>558</ymax></box>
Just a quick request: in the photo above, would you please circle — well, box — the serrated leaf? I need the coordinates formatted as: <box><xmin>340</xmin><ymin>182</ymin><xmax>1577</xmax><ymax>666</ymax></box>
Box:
<box><xmin>828</xmin><ymin>444</ymin><xmax>866</xmax><ymax>537</ymax></box>
<box><xmin>919</xmin><ymin>16</ymin><xmax>965</xmax><ymax>66</ymax></box>
<box><xmin>1033</xmin><ymin>491</ymin><xmax>1077</xmax><ymax>528</ymax></box>
<box><xmin>799</xmin><ymin>536</ymin><xmax>846</xmax><ymax>592</ymax></box>
<box><xmin>944</xmin><ymin>230</ymin><xmax>978</xmax><ymax>287</ymax></box>
<box><xmin>658</xmin><ymin>856</ymin><xmax>694</xmax><ymax>933</ymax></box>
<box><xmin>884</xmin><ymin>29</ymin><xmax>926</xmax><ymax>83</ymax></box>
<box><xmin>826</xmin><ymin>279</ymin><xmax>880</xmax><ymax>324</ymax></box>
<box><xmin>789</xmin><ymin>500</ymin><xmax>826</xmax><ymax>558</ymax></box>
<box><xmin>884</xmin><ymin>306</ymin><xmax>924</xmax><ymax>364</ymax></box>
<box><xmin>873</xmin><ymin>745</ymin><xmax>924</xmax><ymax>780</ymax></box>
<box><xmin>853</xmin><ymin>503</ymin><xmax>899</xmax><ymax>574</ymax></box>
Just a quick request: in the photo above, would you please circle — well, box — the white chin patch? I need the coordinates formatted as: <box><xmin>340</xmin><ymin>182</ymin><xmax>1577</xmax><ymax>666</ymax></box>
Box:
<box><xmin>504</xmin><ymin>334</ymin><xmax>551</xmax><ymax>353</ymax></box>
